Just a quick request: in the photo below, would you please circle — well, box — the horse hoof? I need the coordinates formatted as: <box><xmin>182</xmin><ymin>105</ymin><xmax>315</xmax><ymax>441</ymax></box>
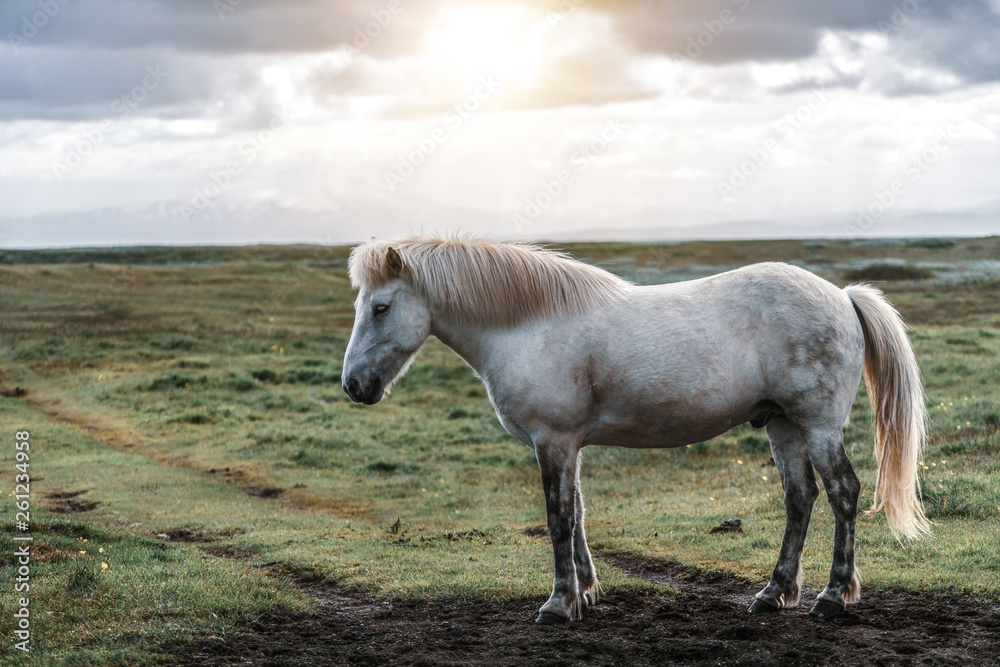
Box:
<box><xmin>810</xmin><ymin>598</ymin><xmax>845</xmax><ymax>619</ymax></box>
<box><xmin>536</xmin><ymin>611</ymin><xmax>570</xmax><ymax>625</ymax></box>
<box><xmin>748</xmin><ymin>598</ymin><xmax>780</xmax><ymax>614</ymax></box>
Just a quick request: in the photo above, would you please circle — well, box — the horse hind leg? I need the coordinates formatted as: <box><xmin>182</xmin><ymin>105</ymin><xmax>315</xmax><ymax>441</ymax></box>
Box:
<box><xmin>573</xmin><ymin>478</ymin><xmax>601</xmax><ymax>607</ymax></box>
<box><xmin>806</xmin><ymin>427</ymin><xmax>862</xmax><ymax>619</ymax></box>
<box><xmin>749</xmin><ymin>417</ymin><xmax>819</xmax><ymax>614</ymax></box>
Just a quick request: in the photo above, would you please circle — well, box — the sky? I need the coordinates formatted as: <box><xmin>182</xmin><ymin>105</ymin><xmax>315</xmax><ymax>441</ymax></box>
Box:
<box><xmin>0</xmin><ymin>0</ymin><xmax>998</xmax><ymax>248</ymax></box>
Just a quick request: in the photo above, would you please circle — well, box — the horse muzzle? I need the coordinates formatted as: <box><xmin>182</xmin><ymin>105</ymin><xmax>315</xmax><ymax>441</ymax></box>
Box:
<box><xmin>342</xmin><ymin>375</ymin><xmax>384</xmax><ymax>405</ymax></box>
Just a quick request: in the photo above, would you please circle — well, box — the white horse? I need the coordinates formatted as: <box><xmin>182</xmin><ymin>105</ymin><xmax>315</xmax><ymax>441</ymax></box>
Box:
<box><xmin>342</xmin><ymin>235</ymin><xmax>928</xmax><ymax>624</ymax></box>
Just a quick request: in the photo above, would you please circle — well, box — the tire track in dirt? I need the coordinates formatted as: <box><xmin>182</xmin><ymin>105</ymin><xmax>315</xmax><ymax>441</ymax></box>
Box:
<box><xmin>10</xmin><ymin>388</ymin><xmax>372</xmax><ymax>521</ymax></box>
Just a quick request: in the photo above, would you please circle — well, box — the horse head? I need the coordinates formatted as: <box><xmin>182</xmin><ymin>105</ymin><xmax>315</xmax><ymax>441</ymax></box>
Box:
<box><xmin>342</xmin><ymin>246</ymin><xmax>431</xmax><ymax>404</ymax></box>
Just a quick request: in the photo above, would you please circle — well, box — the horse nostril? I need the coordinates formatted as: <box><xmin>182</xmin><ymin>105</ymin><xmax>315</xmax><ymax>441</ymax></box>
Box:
<box><xmin>345</xmin><ymin>376</ymin><xmax>361</xmax><ymax>398</ymax></box>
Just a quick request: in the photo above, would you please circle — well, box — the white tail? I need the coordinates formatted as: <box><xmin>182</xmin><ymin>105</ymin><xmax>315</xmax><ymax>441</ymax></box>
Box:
<box><xmin>845</xmin><ymin>284</ymin><xmax>930</xmax><ymax>540</ymax></box>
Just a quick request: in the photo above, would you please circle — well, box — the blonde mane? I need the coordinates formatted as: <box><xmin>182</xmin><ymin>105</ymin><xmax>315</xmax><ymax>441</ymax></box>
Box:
<box><xmin>348</xmin><ymin>235</ymin><xmax>629</xmax><ymax>327</ymax></box>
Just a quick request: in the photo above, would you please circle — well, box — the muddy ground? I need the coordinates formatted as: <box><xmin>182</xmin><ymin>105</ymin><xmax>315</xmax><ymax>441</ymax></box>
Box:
<box><xmin>178</xmin><ymin>555</ymin><xmax>1000</xmax><ymax>666</ymax></box>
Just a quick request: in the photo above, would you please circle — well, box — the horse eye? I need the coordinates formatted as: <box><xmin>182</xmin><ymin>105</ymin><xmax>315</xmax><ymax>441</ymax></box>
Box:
<box><xmin>373</xmin><ymin>304</ymin><xmax>389</xmax><ymax>316</ymax></box>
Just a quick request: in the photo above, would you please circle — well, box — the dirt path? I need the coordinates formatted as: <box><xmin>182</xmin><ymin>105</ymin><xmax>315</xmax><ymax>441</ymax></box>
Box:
<box><xmin>9</xmin><ymin>380</ymin><xmax>999</xmax><ymax>665</ymax></box>
<box><xmin>178</xmin><ymin>553</ymin><xmax>1000</xmax><ymax>667</ymax></box>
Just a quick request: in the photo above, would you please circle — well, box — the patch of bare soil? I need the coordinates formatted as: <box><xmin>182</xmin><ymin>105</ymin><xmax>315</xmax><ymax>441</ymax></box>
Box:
<box><xmin>44</xmin><ymin>489</ymin><xmax>89</xmax><ymax>500</ymax></box>
<box><xmin>155</xmin><ymin>528</ymin><xmax>211</xmax><ymax>542</ymax></box>
<box><xmin>45</xmin><ymin>498</ymin><xmax>99</xmax><ymax>513</ymax></box>
<box><xmin>391</xmin><ymin>529</ymin><xmax>492</xmax><ymax>547</ymax></box>
<box><xmin>709</xmin><ymin>519</ymin><xmax>743</xmax><ymax>534</ymax></box>
<box><xmin>207</xmin><ymin>467</ymin><xmax>245</xmax><ymax>478</ymax></box>
<box><xmin>177</xmin><ymin>555</ymin><xmax>1000</xmax><ymax>666</ymax></box>
<box><xmin>242</xmin><ymin>486</ymin><xmax>285</xmax><ymax>499</ymax></box>
<box><xmin>155</xmin><ymin>527</ymin><xmax>247</xmax><ymax>543</ymax></box>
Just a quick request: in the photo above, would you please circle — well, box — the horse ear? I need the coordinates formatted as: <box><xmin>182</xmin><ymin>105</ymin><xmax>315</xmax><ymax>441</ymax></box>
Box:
<box><xmin>385</xmin><ymin>246</ymin><xmax>403</xmax><ymax>275</ymax></box>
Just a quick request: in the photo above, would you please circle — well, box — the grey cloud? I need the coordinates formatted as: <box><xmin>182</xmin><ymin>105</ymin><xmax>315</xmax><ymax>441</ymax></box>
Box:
<box><xmin>894</xmin><ymin>11</ymin><xmax>1000</xmax><ymax>86</ymax></box>
<box><xmin>2</xmin><ymin>0</ymin><xmax>997</xmax><ymax>125</ymax></box>
<box><xmin>0</xmin><ymin>48</ymin><xmax>297</xmax><ymax>127</ymax></box>
<box><xmin>2</xmin><ymin>0</ymin><xmax>429</xmax><ymax>56</ymax></box>
<box><xmin>604</xmin><ymin>0</ymin><xmax>894</xmax><ymax>62</ymax></box>
<box><xmin>0</xmin><ymin>0</ymin><xmax>434</xmax><ymax>122</ymax></box>
<box><xmin>307</xmin><ymin>56</ymin><xmax>407</xmax><ymax>99</ymax></box>
<box><xmin>0</xmin><ymin>48</ymin><xmax>221</xmax><ymax>121</ymax></box>
<box><xmin>602</xmin><ymin>0</ymin><xmax>1000</xmax><ymax>86</ymax></box>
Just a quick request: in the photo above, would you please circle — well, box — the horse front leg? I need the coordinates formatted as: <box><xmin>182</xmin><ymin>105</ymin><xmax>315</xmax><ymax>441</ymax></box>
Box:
<box><xmin>535</xmin><ymin>435</ymin><xmax>583</xmax><ymax>624</ymax></box>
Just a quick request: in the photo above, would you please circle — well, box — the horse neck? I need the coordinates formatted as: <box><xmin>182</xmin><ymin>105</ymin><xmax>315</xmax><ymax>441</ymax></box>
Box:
<box><xmin>429</xmin><ymin>314</ymin><xmax>501</xmax><ymax>377</ymax></box>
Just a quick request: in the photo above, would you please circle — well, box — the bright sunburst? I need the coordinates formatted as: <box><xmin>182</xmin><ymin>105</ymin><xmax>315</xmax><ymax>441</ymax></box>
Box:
<box><xmin>424</xmin><ymin>4</ymin><xmax>545</xmax><ymax>82</ymax></box>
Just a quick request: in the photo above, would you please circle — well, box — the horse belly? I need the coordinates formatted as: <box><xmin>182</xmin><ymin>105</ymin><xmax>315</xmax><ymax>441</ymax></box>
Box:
<box><xmin>585</xmin><ymin>394</ymin><xmax>756</xmax><ymax>449</ymax></box>
<box><xmin>583</xmin><ymin>329</ymin><xmax>764</xmax><ymax>448</ymax></box>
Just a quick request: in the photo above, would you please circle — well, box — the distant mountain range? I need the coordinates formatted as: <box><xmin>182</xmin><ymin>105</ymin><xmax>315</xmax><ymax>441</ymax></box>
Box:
<box><xmin>0</xmin><ymin>197</ymin><xmax>996</xmax><ymax>248</ymax></box>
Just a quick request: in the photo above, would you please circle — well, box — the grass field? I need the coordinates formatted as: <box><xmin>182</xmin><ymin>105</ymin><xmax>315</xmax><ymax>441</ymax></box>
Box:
<box><xmin>1</xmin><ymin>237</ymin><xmax>999</xmax><ymax>664</ymax></box>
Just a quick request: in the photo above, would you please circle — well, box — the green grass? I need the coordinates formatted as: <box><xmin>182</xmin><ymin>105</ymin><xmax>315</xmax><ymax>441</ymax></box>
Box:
<box><xmin>1</xmin><ymin>238</ymin><xmax>999</xmax><ymax>663</ymax></box>
<box><xmin>0</xmin><ymin>400</ymin><xmax>310</xmax><ymax>665</ymax></box>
